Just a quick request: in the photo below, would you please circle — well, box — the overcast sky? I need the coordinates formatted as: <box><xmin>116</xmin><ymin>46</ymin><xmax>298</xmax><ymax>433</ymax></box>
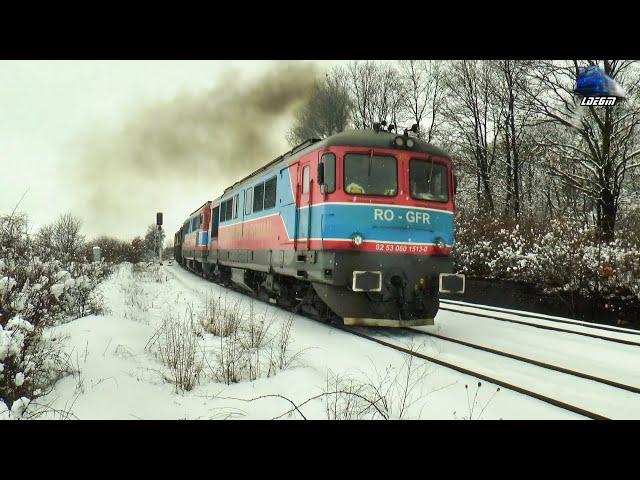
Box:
<box><xmin>0</xmin><ymin>60</ymin><xmax>342</xmax><ymax>240</ymax></box>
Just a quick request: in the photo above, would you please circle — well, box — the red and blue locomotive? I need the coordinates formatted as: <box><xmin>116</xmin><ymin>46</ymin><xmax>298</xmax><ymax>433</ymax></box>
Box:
<box><xmin>175</xmin><ymin>129</ymin><xmax>465</xmax><ymax>327</ymax></box>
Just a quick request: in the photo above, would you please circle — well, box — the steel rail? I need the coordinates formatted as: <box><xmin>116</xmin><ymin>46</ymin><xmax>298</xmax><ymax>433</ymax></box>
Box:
<box><xmin>440</xmin><ymin>306</ymin><xmax>640</xmax><ymax>348</ymax></box>
<box><xmin>440</xmin><ymin>299</ymin><xmax>640</xmax><ymax>336</ymax></box>
<box><xmin>405</xmin><ymin>328</ymin><xmax>640</xmax><ymax>395</ymax></box>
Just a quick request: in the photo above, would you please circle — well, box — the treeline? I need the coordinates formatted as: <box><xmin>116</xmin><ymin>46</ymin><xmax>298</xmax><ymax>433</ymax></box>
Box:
<box><xmin>288</xmin><ymin>60</ymin><xmax>640</xmax><ymax>242</ymax></box>
<box><xmin>87</xmin><ymin>224</ymin><xmax>167</xmax><ymax>264</ymax></box>
<box><xmin>31</xmin><ymin>213</ymin><xmax>168</xmax><ymax>265</ymax></box>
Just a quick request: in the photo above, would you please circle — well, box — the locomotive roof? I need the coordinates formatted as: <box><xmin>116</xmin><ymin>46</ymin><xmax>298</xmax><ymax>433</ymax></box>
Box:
<box><xmin>222</xmin><ymin>129</ymin><xmax>451</xmax><ymax>196</ymax></box>
<box><xmin>314</xmin><ymin>129</ymin><xmax>451</xmax><ymax>158</ymax></box>
<box><xmin>188</xmin><ymin>200</ymin><xmax>212</xmax><ymax>217</ymax></box>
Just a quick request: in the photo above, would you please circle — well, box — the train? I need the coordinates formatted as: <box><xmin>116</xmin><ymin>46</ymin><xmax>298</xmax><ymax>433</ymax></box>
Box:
<box><xmin>174</xmin><ymin>129</ymin><xmax>465</xmax><ymax>327</ymax></box>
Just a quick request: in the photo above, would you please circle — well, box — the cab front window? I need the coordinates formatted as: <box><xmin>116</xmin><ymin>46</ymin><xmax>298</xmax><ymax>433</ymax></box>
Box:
<box><xmin>410</xmin><ymin>158</ymin><xmax>448</xmax><ymax>202</ymax></box>
<box><xmin>344</xmin><ymin>154</ymin><xmax>397</xmax><ymax>196</ymax></box>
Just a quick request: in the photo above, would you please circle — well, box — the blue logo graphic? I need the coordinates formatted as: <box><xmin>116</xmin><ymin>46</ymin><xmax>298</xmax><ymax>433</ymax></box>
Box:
<box><xmin>574</xmin><ymin>66</ymin><xmax>625</xmax><ymax>100</ymax></box>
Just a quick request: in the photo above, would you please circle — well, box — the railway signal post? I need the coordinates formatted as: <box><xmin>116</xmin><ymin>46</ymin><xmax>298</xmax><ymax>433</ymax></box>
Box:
<box><xmin>157</xmin><ymin>212</ymin><xmax>163</xmax><ymax>265</ymax></box>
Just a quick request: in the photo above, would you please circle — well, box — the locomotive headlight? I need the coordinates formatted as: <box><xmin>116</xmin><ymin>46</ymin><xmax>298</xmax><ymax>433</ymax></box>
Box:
<box><xmin>436</xmin><ymin>238</ymin><xmax>447</xmax><ymax>249</ymax></box>
<box><xmin>406</xmin><ymin>138</ymin><xmax>415</xmax><ymax>148</ymax></box>
<box><xmin>394</xmin><ymin>136</ymin><xmax>405</xmax><ymax>147</ymax></box>
<box><xmin>352</xmin><ymin>233</ymin><xmax>364</xmax><ymax>247</ymax></box>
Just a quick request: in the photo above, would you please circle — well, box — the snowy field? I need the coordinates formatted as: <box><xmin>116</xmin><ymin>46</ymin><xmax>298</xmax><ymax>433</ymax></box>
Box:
<box><xmin>33</xmin><ymin>262</ymin><xmax>640</xmax><ymax>420</ymax></box>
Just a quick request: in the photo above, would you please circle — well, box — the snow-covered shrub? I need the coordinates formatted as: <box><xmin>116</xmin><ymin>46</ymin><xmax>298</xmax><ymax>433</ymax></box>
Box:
<box><xmin>618</xmin><ymin>206</ymin><xmax>640</xmax><ymax>247</ymax></box>
<box><xmin>0</xmin><ymin>212</ymin><xmax>108</xmax><ymax>416</ymax></box>
<box><xmin>453</xmin><ymin>212</ymin><xmax>640</xmax><ymax>316</ymax></box>
<box><xmin>60</xmin><ymin>261</ymin><xmax>109</xmax><ymax>320</ymax></box>
<box><xmin>1</xmin><ymin>215</ymin><xmax>72</xmax><ymax>414</ymax></box>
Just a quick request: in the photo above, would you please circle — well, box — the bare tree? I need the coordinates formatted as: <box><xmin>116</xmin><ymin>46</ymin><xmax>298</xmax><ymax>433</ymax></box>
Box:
<box><xmin>399</xmin><ymin>60</ymin><xmax>445</xmax><ymax>142</ymax></box>
<box><xmin>489</xmin><ymin>60</ymin><xmax>539</xmax><ymax>217</ymax></box>
<box><xmin>523</xmin><ymin>59</ymin><xmax>640</xmax><ymax>240</ymax></box>
<box><xmin>144</xmin><ymin>224</ymin><xmax>165</xmax><ymax>260</ymax></box>
<box><xmin>48</xmin><ymin>213</ymin><xmax>85</xmax><ymax>265</ymax></box>
<box><xmin>443</xmin><ymin>60</ymin><xmax>502</xmax><ymax>213</ymax></box>
<box><xmin>346</xmin><ymin>61</ymin><xmax>406</xmax><ymax>130</ymax></box>
<box><xmin>286</xmin><ymin>68</ymin><xmax>353</xmax><ymax>145</ymax></box>
<box><xmin>347</xmin><ymin>61</ymin><xmax>379</xmax><ymax>129</ymax></box>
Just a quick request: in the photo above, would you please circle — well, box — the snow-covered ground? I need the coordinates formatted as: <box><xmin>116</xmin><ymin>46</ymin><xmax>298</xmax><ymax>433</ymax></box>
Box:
<box><xmin>36</xmin><ymin>262</ymin><xmax>640</xmax><ymax>419</ymax></box>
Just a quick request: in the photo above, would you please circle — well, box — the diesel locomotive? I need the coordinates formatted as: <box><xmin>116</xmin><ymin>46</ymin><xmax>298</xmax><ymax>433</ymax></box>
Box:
<box><xmin>174</xmin><ymin>129</ymin><xmax>465</xmax><ymax>327</ymax></box>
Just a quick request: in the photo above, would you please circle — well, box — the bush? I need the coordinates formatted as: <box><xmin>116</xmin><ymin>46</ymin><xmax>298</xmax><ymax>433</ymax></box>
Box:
<box><xmin>200</xmin><ymin>294</ymin><xmax>302</xmax><ymax>385</ymax></box>
<box><xmin>146</xmin><ymin>308</ymin><xmax>204</xmax><ymax>393</ymax></box>
<box><xmin>1</xmin><ymin>212</ymin><xmax>108</xmax><ymax>416</ymax></box>
<box><xmin>200</xmin><ymin>293</ymin><xmax>243</xmax><ymax>337</ymax></box>
<box><xmin>322</xmin><ymin>351</ymin><xmax>429</xmax><ymax>420</ymax></box>
<box><xmin>453</xmin><ymin>211</ymin><xmax>640</xmax><ymax>316</ymax></box>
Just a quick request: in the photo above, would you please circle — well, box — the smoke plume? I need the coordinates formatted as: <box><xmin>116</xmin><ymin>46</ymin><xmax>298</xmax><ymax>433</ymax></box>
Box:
<box><xmin>66</xmin><ymin>62</ymin><xmax>318</xmax><ymax>239</ymax></box>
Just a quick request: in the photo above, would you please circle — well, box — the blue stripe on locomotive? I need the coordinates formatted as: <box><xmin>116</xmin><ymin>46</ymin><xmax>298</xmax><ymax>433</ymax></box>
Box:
<box><xmin>299</xmin><ymin>204</ymin><xmax>454</xmax><ymax>245</ymax></box>
<box><xmin>218</xmin><ymin>165</ymin><xmax>455</xmax><ymax>247</ymax></box>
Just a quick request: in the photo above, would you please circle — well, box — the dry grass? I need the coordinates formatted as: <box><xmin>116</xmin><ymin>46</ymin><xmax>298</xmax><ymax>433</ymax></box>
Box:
<box><xmin>200</xmin><ymin>293</ymin><xmax>303</xmax><ymax>385</ymax></box>
<box><xmin>146</xmin><ymin>307</ymin><xmax>204</xmax><ymax>393</ymax></box>
<box><xmin>200</xmin><ymin>293</ymin><xmax>243</xmax><ymax>337</ymax></box>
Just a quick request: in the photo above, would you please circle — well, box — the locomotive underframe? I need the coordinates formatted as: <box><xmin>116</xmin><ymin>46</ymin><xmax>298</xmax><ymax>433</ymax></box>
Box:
<box><xmin>181</xmin><ymin>247</ymin><xmax>454</xmax><ymax>326</ymax></box>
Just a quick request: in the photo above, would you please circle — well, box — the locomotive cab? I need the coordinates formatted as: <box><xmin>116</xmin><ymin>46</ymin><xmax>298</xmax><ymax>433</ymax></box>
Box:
<box><xmin>308</xmin><ymin>130</ymin><xmax>465</xmax><ymax>326</ymax></box>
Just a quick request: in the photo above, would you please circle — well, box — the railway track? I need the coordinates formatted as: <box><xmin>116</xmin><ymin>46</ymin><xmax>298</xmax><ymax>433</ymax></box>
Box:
<box><xmin>173</xmin><ymin>263</ymin><xmax>640</xmax><ymax>420</ymax></box>
<box><xmin>338</xmin><ymin>325</ymin><xmax>609</xmax><ymax>420</ymax></box>
<box><xmin>404</xmin><ymin>327</ymin><xmax>640</xmax><ymax>394</ymax></box>
<box><xmin>439</xmin><ymin>301</ymin><xmax>640</xmax><ymax>348</ymax></box>
<box><xmin>441</xmin><ymin>299</ymin><xmax>640</xmax><ymax>336</ymax></box>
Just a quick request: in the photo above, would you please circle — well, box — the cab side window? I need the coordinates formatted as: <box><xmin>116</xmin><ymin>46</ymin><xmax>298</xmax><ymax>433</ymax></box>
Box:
<box><xmin>211</xmin><ymin>206</ymin><xmax>219</xmax><ymax>237</ymax></box>
<box><xmin>253</xmin><ymin>183</ymin><xmax>265</xmax><ymax>213</ymax></box>
<box><xmin>245</xmin><ymin>188</ymin><xmax>253</xmax><ymax>215</ymax></box>
<box><xmin>232</xmin><ymin>194</ymin><xmax>239</xmax><ymax>219</ymax></box>
<box><xmin>302</xmin><ymin>166</ymin><xmax>310</xmax><ymax>194</ymax></box>
<box><xmin>264</xmin><ymin>177</ymin><xmax>277</xmax><ymax>209</ymax></box>
<box><xmin>225</xmin><ymin>199</ymin><xmax>233</xmax><ymax>221</ymax></box>
<box><xmin>320</xmin><ymin>153</ymin><xmax>336</xmax><ymax>193</ymax></box>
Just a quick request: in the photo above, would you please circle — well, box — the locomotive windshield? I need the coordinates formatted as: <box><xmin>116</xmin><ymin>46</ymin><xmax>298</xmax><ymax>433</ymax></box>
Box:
<box><xmin>344</xmin><ymin>154</ymin><xmax>397</xmax><ymax>196</ymax></box>
<box><xmin>409</xmin><ymin>158</ymin><xmax>448</xmax><ymax>202</ymax></box>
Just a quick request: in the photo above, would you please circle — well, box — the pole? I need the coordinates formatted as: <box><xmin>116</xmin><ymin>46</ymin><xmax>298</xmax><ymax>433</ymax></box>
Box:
<box><xmin>156</xmin><ymin>212</ymin><xmax>163</xmax><ymax>266</ymax></box>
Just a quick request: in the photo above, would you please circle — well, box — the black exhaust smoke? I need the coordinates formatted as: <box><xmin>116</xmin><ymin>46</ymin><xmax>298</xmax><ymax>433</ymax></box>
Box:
<box><xmin>64</xmin><ymin>61</ymin><xmax>318</xmax><ymax>238</ymax></box>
